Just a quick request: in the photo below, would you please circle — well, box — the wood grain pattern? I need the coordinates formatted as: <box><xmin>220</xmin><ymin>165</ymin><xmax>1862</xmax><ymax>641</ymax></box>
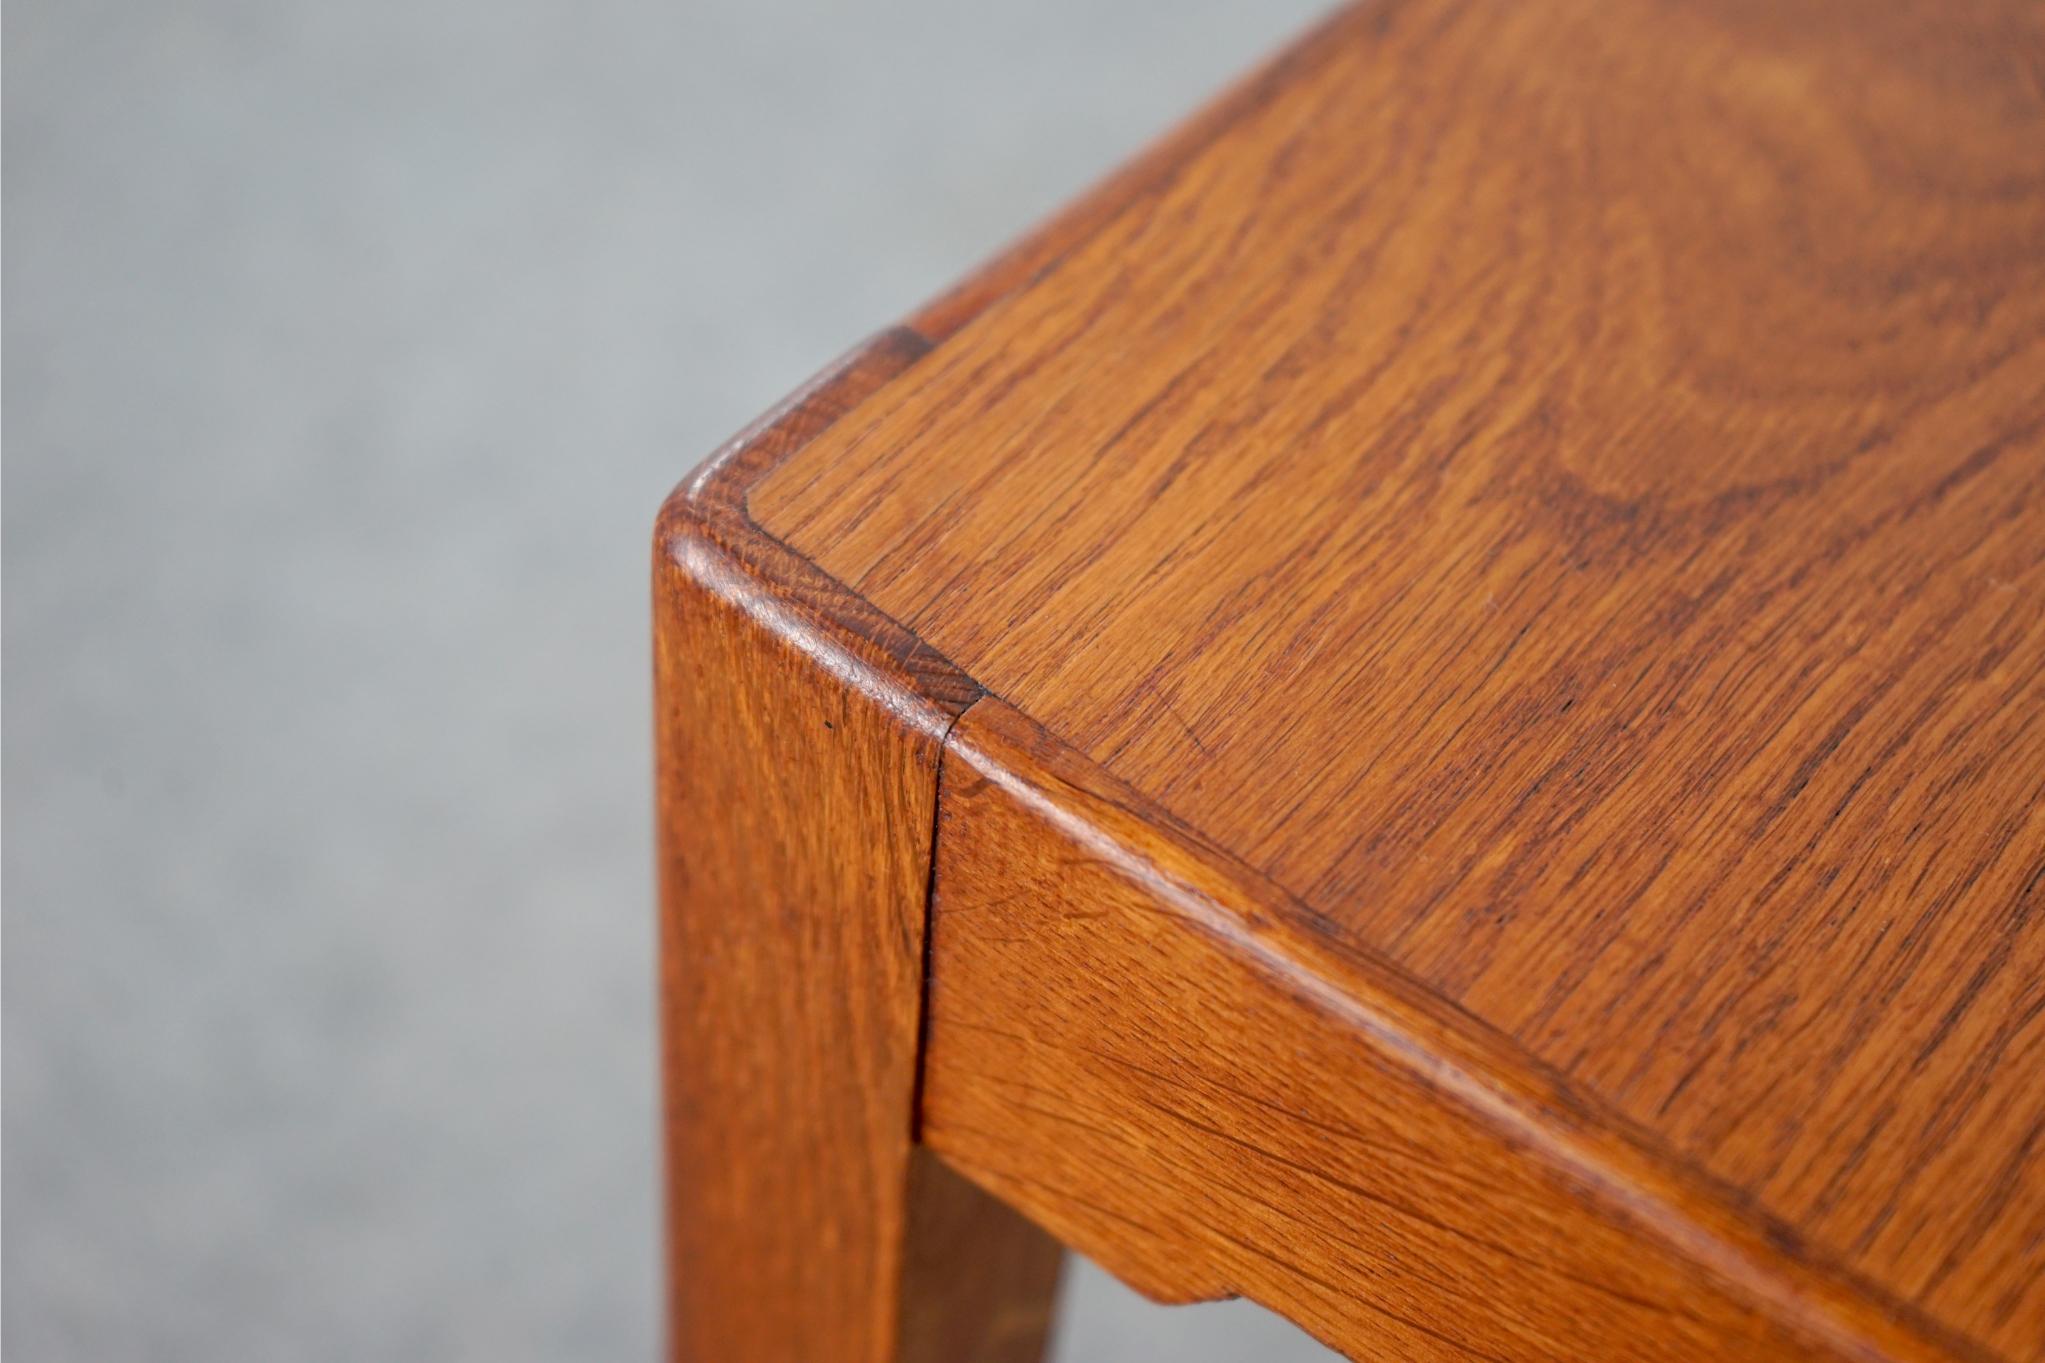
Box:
<box><xmin>748</xmin><ymin>1</ymin><xmax>2045</xmax><ymax>1357</ymax></box>
<box><xmin>923</xmin><ymin>699</ymin><xmax>1975</xmax><ymax>1363</ymax></box>
<box><xmin>905</xmin><ymin>0</ymin><xmax>1362</xmax><ymax>346</ymax></box>
<box><xmin>652</xmin><ymin>331</ymin><xmax>1057</xmax><ymax>1362</ymax></box>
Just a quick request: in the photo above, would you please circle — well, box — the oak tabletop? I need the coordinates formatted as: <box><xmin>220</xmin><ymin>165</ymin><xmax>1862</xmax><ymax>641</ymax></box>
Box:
<box><xmin>745</xmin><ymin>1</ymin><xmax>2045</xmax><ymax>1357</ymax></box>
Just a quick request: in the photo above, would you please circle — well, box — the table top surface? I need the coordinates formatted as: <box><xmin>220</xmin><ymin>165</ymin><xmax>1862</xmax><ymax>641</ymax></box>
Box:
<box><xmin>751</xmin><ymin>1</ymin><xmax>2045</xmax><ymax>1356</ymax></box>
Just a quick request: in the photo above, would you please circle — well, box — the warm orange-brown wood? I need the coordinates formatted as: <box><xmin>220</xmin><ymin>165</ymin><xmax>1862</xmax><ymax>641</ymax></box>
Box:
<box><xmin>923</xmin><ymin>699</ymin><xmax>1980</xmax><ymax>1363</ymax></box>
<box><xmin>740</xmin><ymin>1</ymin><xmax>2045</xmax><ymax>1359</ymax></box>
<box><xmin>897</xmin><ymin>1149</ymin><xmax>1065</xmax><ymax>1363</ymax></box>
<box><xmin>652</xmin><ymin>331</ymin><xmax>1058</xmax><ymax>1363</ymax></box>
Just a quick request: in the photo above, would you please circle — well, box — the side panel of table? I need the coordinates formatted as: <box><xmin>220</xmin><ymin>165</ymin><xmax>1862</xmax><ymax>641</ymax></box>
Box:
<box><xmin>918</xmin><ymin>698</ymin><xmax>1978</xmax><ymax>1363</ymax></box>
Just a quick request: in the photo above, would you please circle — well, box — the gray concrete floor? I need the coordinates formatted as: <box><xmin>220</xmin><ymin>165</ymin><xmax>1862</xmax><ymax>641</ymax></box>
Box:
<box><xmin>3</xmin><ymin>0</ymin><xmax>1341</xmax><ymax>1358</ymax></box>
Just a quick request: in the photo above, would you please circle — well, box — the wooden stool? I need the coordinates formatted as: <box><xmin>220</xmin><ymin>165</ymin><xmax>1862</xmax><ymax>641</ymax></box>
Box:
<box><xmin>652</xmin><ymin>3</ymin><xmax>2045</xmax><ymax>1359</ymax></box>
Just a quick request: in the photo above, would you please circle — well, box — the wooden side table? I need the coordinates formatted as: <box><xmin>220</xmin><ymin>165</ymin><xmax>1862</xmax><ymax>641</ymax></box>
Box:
<box><xmin>652</xmin><ymin>2</ymin><xmax>2045</xmax><ymax>1359</ymax></box>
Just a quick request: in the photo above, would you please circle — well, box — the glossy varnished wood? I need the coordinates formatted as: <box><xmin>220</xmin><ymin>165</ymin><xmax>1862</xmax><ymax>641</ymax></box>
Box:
<box><xmin>746</xmin><ymin>1</ymin><xmax>2045</xmax><ymax>1358</ymax></box>
<box><xmin>652</xmin><ymin>331</ymin><xmax>1057</xmax><ymax>1362</ymax></box>
<box><xmin>924</xmin><ymin>699</ymin><xmax>1961</xmax><ymax>1363</ymax></box>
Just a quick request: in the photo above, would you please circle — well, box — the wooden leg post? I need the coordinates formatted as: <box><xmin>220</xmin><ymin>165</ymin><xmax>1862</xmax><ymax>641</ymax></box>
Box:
<box><xmin>651</xmin><ymin>334</ymin><xmax>1062</xmax><ymax>1363</ymax></box>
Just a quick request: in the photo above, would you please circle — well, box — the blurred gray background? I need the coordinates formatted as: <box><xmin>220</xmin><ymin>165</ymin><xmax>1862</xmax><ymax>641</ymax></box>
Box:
<box><xmin>4</xmin><ymin>0</ymin><xmax>1337</xmax><ymax>1358</ymax></box>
